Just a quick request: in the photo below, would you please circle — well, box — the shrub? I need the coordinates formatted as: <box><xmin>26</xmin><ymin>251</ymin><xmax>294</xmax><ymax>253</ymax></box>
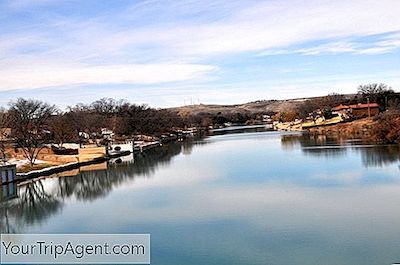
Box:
<box><xmin>372</xmin><ymin>110</ymin><xmax>400</xmax><ymax>143</ymax></box>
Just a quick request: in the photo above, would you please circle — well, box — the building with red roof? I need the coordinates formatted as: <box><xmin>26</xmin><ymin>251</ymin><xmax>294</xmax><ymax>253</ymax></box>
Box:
<box><xmin>331</xmin><ymin>103</ymin><xmax>380</xmax><ymax>118</ymax></box>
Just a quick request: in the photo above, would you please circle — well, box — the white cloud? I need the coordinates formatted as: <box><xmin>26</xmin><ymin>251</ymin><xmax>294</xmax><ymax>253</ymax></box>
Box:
<box><xmin>121</xmin><ymin>73</ymin><xmax>400</xmax><ymax>107</ymax></box>
<box><xmin>0</xmin><ymin>63</ymin><xmax>217</xmax><ymax>90</ymax></box>
<box><xmin>0</xmin><ymin>0</ymin><xmax>400</xmax><ymax>98</ymax></box>
<box><xmin>147</xmin><ymin>0</ymin><xmax>400</xmax><ymax>56</ymax></box>
<box><xmin>259</xmin><ymin>33</ymin><xmax>400</xmax><ymax>56</ymax></box>
<box><xmin>4</xmin><ymin>0</ymin><xmax>400</xmax><ymax>59</ymax></box>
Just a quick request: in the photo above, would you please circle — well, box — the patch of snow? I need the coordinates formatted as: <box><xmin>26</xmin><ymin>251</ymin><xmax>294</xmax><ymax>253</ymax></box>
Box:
<box><xmin>7</xmin><ymin>159</ymin><xmax>47</xmax><ymax>168</ymax></box>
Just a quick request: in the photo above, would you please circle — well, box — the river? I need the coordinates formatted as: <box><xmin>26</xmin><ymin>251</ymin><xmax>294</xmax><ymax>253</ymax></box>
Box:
<box><xmin>1</xmin><ymin>131</ymin><xmax>400</xmax><ymax>265</ymax></box>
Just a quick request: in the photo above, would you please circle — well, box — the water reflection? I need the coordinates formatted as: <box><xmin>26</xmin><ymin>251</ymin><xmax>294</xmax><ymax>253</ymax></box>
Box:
<box><xmin>1</xmin><ymin>133</ymin><xmax>400</xmax><ymax>265</ymax></box>
<box><xmin>0</xmin><ymin>140</ymin><xmax>206</xmax><ymax>233</ymax></box>
<box><xmin>0</xmin><ymin>181</ymin><xmax>62</xmax><ymax>233</ymax></box>
<box><xmin>1</xmin><ymin>182</ymin><xmax>17</xmax><ymax>201</ymax></box>
<box><xmin>281</xmin><ymin>133</ymin><xmax>354</xmax><ymax>158</ymax></box>
<box><xmin>211</xmin><ymin>126</ymin><xmax>272</xmax><ymax>136</ymax></box>
<box><xmin>359</xmin><ymin>145</ymin><xmax>400</xmax><ymax>167</ymax></box>
<box><xmin>281</xmin><ymin>133</ymin><xmax>400</xmax><ymax>167</ymax></box>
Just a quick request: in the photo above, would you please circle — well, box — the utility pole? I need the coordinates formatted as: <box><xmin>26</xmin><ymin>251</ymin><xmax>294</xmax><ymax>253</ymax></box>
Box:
<box><xmin>367</xmin><ymin>97</ymin><xmax>371</xmax><ymax>118</ymax></box>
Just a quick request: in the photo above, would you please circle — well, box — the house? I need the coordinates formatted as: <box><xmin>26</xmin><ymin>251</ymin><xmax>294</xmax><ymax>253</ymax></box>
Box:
<box><xmin>349</xmin><ymin>103</ymin><xmax>380</xmax><ymax>118</ymax></box>
<box><xmin>331</xmin><ymin>103</ymin><xmax>380</xmax><ymax>118</ymax></box>
<box><xmin>79</xmin><ymin>131</ymin><xmax>90</xmax><ymax>139</ymax></box>
<box><xmin>262</xmin><ymin>115</ymin><xmax>273</xmax><ymax>123</ymax></box>
<box><xmin>101</xmin><ymin>128</ymin><xmax>115</xmax><ymax>140</ymax></box>
<box><xmin>331</xmin><ymin>105</ymin><xmax>350</xmax><ymax>115</ymax></box>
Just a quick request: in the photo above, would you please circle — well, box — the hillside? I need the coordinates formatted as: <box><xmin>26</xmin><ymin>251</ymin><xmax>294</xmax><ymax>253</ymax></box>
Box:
<box><xmin>171</xmin><ymin>99</ymin><xmax>306</xmax><ymax>116</ymax></box>
<box><xmin>170</xmin><ymin>95</ymin><xmax>355</xmax><ymax>116</ymax></box>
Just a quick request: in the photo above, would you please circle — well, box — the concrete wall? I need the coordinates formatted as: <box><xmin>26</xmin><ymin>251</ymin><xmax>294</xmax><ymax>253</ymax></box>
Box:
<box><xmin>110</xmin><ymin>142</ymin><xmax>134</xmax><ymax>153</ymax></box>
<box><xmin>39</xmin><ymin>154</ymin><xmax>79</xmax><ymax>163</ymax></box>
<box><xmin>80</xmin><ymin>162</ymin><xmax>107</xmax><ymax>172</ymax></box>
<box><xmin>78</xmin><ymin>147</ymin><xmax>106</xmax><ymax>155</ymax></box>
<box><xmin>78</xmin><ymin>146</ymin><xmax>107</xmax><ymax>162</ymax></box>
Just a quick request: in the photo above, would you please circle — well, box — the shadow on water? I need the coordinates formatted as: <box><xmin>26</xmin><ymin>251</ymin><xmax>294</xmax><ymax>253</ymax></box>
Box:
<box><xmin>0</xmin><ymin>140</ymin><xmax>207</xmax><ymax>233</ymax></box>
<box><xmin>2</xmin><ymin>133</ymin><xmax>399</xmax><ymax>234</ymax></box>
<box><xmin>359</xmin><ymin>145</ymin><xmax>400</xmax><ymax>168</ymax></box>
<box><xmin>56</xmin><ymin>142</ymin><xmax>186</xmax><ymax>202</ymax></box>
<box><xmin>210</xmin><ymin>126</ymin><xmax>272</xmax><ymax>136</ymax></box>
<box><xmin>281</xmin><ymin>133</ymin><xmax>400</xmax><ymax>167</ymax></box>
<box><xmin>0</xmin><ymin>181</ymin><xmax>63</xmax><ymax>233</ymax></box>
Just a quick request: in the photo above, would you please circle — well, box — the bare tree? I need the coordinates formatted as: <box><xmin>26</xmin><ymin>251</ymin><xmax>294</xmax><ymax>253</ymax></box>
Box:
<box><xmin>358</xmin><ymin>83</ymin><xmax>391</xmax><ymax>95</ymax></box>
<box><xmin>51</xmin><ymin>115</ymin><xmax>77</xmax><ymax>148</ymax></box>
<box><xmin>67</xmin><ymin>108</ymin><xmax>106</xmax><ymax>146</ymax></box>
<box><xmin>8</xmin><ymin>98</ymin><xmax>57</xmax><ymax>168</ymax></box>
<box><xmin>357</xmin><ymin>83</ymin><xmax>394</xmax><ymax>103</ymax></box>
<box><xmin>0</xmin><ymin>108</ymin><xmax>8</xmax><ymax>161</ymax></box>
<box><xmin>90</xmin><ymin>98</ymin><xmax>129</xmax><ymax>115</ymax></box>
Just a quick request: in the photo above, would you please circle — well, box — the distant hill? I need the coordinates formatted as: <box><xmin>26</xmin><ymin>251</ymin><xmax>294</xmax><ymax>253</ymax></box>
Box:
<box><xmin>170</xmin><ymin>95</ymin><xmax>355</xmax><ymax>116</ymax></box>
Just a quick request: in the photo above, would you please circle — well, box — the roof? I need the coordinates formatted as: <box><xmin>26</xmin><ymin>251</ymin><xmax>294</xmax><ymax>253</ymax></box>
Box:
<box><xmin>332</xmin><ymin>105</ymin><xmax>350</xmax><ymax>111</ymax></box>
<box><xmin>332</xmin><ymin>103</ymin><xmax>379</xmax><ymax>111</ymax></box>
<box><xmin>349</xmin><ymin>103</ymin><xmax>379</xmax><ymax>109</ymax></box>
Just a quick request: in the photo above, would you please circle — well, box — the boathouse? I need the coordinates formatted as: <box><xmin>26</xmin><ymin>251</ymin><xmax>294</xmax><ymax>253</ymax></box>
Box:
<box><xmin>0</xmin><ymin>163</ymin><xmax>16</xmax><ymax>185</ymax></box>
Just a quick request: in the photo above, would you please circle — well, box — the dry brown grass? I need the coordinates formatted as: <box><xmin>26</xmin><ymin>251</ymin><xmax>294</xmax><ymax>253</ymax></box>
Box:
<box><xmin>17</xmin><ymin>162</ymin><xmax>60</xmax><ymax>173</ymax></box>
<box><xmin>307</xmin><ymin>118</ymin><xmax>375</xmax><ymax>138</ymax></box>
<box><xmin>371</xmin><ymin>111</ymin><xmax>400</xmax><ymax>143</ymax></box>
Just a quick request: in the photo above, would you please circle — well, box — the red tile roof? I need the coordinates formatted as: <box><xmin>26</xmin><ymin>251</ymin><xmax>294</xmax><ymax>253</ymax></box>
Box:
<box><xmin>332</xmin><ymin>103</ymin><xmax>379</xmax><ymax>111</ymax></box>
<box><xmin>349</xmin><ymin>103</ymin><xmax>379</xmax><ymax>109</ymax></box>
<box><xmin>332</xmin><ymin>105</ymin><xmax>350</xmax><ymax>111</ymax></box>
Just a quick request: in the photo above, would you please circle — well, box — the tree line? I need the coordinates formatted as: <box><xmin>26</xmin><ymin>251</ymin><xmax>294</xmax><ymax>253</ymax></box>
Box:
<box><xmin>277</xmin><ymin>83</ymin><xmax>399</xmax><ymax>122</ymax></box>
<box><xmin>0</xmin><ymin>98</ymin><xmax>189</xmax><ymax>167</ymax></box>
<box><xmin>0</xmin><ymin>97</ymin><xmax>263</xmax><ymax>166</ymax></box>
<box><xmin>0</xmin><ymin>83</ymin><xmax>399</xmax><ymax>166</ymax></box>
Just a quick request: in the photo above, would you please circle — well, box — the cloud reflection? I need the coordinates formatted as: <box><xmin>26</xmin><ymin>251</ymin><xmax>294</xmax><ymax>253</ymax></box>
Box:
<box><xmin>1</xmin><ymin>133</ymin><xmax>400</xmax><ymax>265</ymax></box>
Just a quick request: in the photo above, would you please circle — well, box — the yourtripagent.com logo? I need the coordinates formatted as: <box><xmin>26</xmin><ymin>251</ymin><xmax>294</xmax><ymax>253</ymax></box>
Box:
<box><xmin>0</xmin><ymin>234</ymin><xmax>150</xmax><ymax>264</ymax></box>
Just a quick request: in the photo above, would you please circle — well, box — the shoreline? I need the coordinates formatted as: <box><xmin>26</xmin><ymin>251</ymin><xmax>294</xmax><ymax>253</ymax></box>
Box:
<box><xmin>7</xmin><ymin>150</ymin><xmax>131</xmax><ymax>184</ymax></box>
<box><xmin>1</xmin><ymin>121</ymin><xmax>389</xmax><ymax>184</ymax></box>
<box><xmin>305</xmin><ymin>118</ymin><xmax>375</xmax><ymax>139</ymax></box>
<box><xmin>4</xmin><ymin>136</ymin><xmax>192</xmax><ymax>184</ymax></box>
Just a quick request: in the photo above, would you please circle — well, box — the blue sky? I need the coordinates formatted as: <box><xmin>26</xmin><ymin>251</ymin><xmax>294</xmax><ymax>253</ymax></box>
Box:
<box><xmin>0</xmin><ymin>0</ymin><xmax>399</xmax><ymax>108</ymax></box>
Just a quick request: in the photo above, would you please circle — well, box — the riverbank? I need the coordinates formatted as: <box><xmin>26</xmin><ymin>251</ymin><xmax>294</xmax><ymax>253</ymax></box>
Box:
<box><xmin>13</xmin><ymin>150</ymin><xmax>131</xmax><ymax>183</ymax></box>
<box><xmin>1</xmin><ymin>120</ymin><xmax>382</xmax><ymax>183</ymax></box>
<box><xmin>306</xmin><ymin>118</ymin><xmax>375</xmax><ymax>138</ymax></box>
<box><xmin>4</xmin><ymin>130</ymin><xmax>400</xmax><ymax>265</ymax></box>
<box><xmin>6</xmin><ymin>137</ymin><xmax>191</xmax><ymax>183</ymax></box>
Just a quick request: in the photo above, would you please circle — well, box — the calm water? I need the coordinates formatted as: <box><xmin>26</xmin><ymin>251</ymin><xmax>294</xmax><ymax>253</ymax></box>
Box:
<box><xmin>1</xmin><ymin>131</ymin><xmax>400</xmax><ymax>265</ymax></box>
